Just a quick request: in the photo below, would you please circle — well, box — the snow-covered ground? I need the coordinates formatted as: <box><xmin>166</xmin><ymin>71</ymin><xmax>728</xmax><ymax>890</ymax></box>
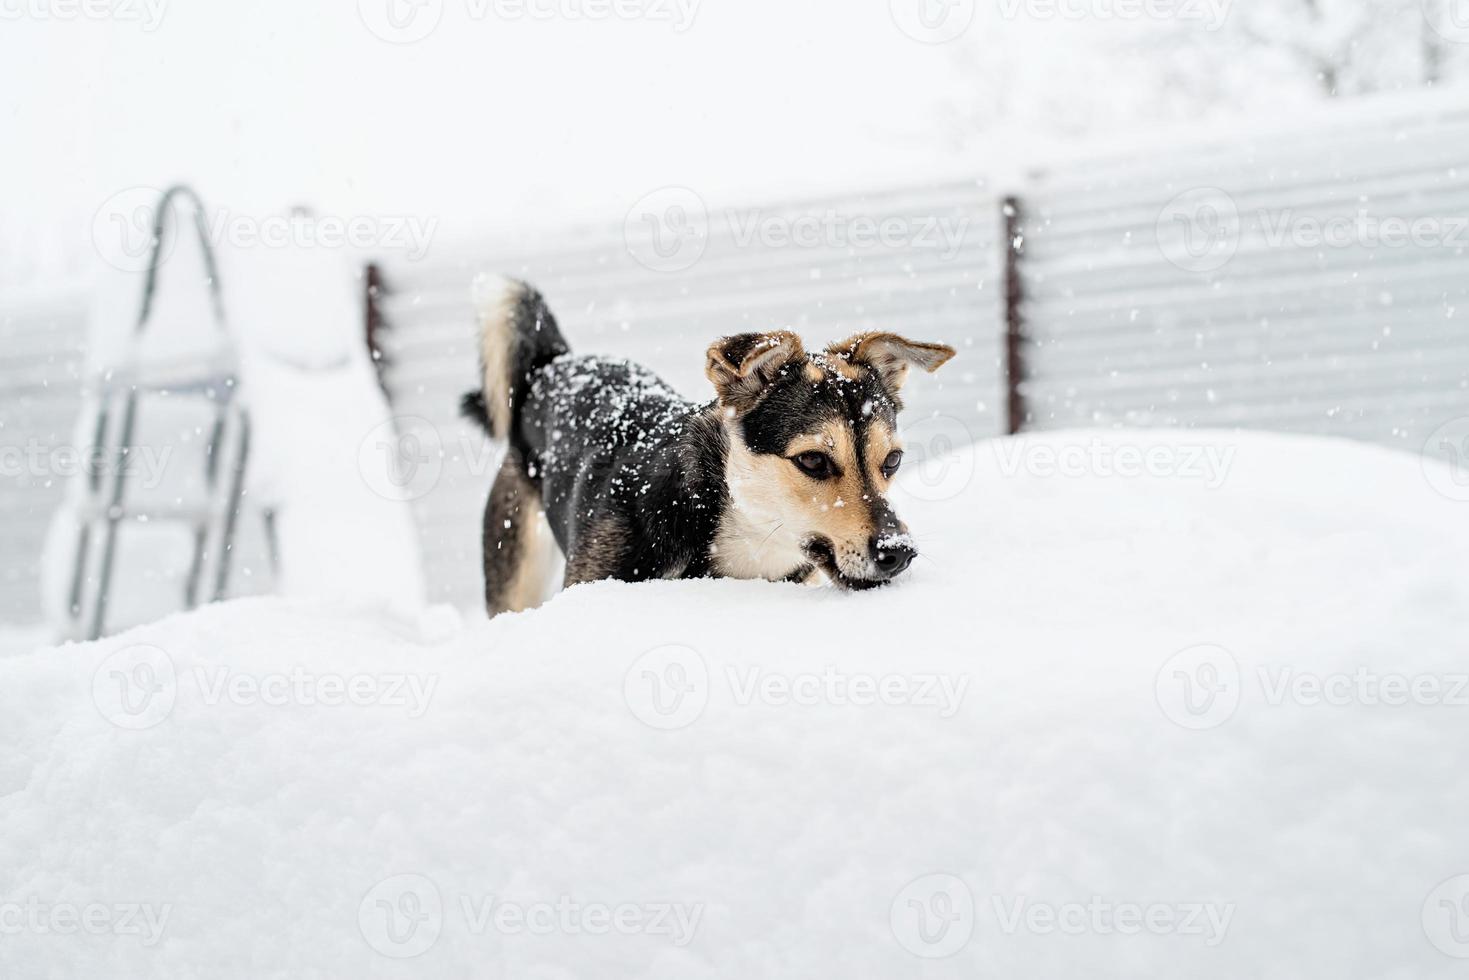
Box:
<box><xmin>2</xmin><ymin>430</ymin><xmax>1465</xmax><ymax>978</ymax></box>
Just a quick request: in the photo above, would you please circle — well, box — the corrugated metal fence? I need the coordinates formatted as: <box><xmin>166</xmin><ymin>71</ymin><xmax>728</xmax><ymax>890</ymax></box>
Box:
<box><xmin>0</xmin><ymin>292</ymin><xmax>89</xmax><ymax>623</ymax></box>
<box><xmin>1015</xmin><ymin>97</ymin><xmax>1469</xmax><ymax>447</ymax></box>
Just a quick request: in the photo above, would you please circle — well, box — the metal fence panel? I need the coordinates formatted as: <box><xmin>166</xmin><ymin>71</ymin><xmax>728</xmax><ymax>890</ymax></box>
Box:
<box><xmin>1016</xmin><ymin>99</ymin><xmax>1469</xmax><ymax>453</ymax></box>
<box><xmin>0</xmin><ymin>293</ymin><xmax>88</xmax><ymax>624</ymax></box>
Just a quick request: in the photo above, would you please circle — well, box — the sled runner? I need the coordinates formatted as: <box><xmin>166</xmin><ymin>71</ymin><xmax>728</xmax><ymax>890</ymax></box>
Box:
<box><xmin>59</xmin><ymin>186</ymin><xmax>254</xmax><ymax>640</ymax></box>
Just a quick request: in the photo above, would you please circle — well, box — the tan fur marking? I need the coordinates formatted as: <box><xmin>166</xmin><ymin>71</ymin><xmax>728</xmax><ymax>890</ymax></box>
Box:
<box><xmin>485</xmin><ymin>449</ymin><xmax>560</xmax><ymax>616</ymax></box>
<box><xmin>863</xmin><ymin>420</ymin><xmax>902</xmax><ymax>486</ymax></box>
<box><xmin>718</xmin><ymin>417</ymin><xmax>893</xmax><ymax>583</ymax></box>
<box><xmin>474</xmin><ymin>276</ymin><xmax>519</xmax><ymax>439</ymax></box>
<box><xmin>500</xmin><ymin>507</ymin><xmax>557</xmax><ymax>613</ymax></box>
<box><xmin>714</xmin><ymin>435</ymin><xmax>814</xmax><ymax>580</ymax></box>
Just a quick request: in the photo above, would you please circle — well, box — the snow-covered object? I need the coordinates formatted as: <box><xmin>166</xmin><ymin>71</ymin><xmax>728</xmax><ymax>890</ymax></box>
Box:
<box><xmin>40</xmin><ymin>204</ymin><xmax>428</xmax><ymax>634</ymax></box>
<box><xmin>1</xmin><ymin>431</ymin><xmax>1465</xmax><ymax>978</ymax></box>
<box><xmin>220</xmin><ymin>237</ymin><xmax>428</xmax><ymax>612</ymax></box>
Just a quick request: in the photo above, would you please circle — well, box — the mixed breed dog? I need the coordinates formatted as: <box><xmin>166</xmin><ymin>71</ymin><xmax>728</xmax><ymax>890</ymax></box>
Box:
<box><xmin>462</xmin><ymin>276</ymin><xmax>955</xmax><ymax>615</ymax></box>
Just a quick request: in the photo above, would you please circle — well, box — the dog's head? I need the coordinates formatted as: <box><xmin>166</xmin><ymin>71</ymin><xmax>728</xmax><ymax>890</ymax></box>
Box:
<box><xmin>706</xmin><ymin>329</ymin><xmax>955</xmax><ymax>589</ymax></box>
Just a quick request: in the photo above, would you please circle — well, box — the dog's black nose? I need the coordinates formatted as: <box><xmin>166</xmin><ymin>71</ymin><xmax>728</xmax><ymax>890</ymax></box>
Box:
<box><xmin>871</xmin><ymin>536</ymin><xmax>916</xmax><ymax>578</ymax></box>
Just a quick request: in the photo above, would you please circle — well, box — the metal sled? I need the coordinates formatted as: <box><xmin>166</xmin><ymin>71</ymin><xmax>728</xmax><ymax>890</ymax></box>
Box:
<box><xmin>62</xmin><ymin>186</ymin><xmax>253</xmax><ymax>641</ymax></box>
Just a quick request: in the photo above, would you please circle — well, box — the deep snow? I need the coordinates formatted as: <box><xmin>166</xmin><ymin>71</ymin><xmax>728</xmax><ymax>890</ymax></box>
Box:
<box><xmin>2</xmin><ymin>430</ymin><xmax>1466</xmax><ymax>979</ymax></box>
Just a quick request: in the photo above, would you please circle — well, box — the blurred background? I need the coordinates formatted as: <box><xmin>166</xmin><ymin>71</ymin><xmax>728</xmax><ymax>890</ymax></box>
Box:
<box><xmin>3</xmin><ymin>0</ymin><xmax>1467</xmax><ymax>643</ymax></box>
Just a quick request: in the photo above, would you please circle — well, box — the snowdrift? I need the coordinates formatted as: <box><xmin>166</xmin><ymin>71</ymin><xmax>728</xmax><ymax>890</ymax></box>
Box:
<box><xmin>2</xmin><ymin>430</ymin><xmax>1466</xmax><ymax>979</ymax></box>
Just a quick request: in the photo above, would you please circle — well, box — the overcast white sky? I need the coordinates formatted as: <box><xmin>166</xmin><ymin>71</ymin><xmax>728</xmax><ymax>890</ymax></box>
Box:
<box><xmin>2</xmin><ymin>0</ymin><xmax>975</xmax><ymax>254</ymax></box>
<box><xmin>8</xmin><ymin>0</ymin><xmax>1463</xmax><ymax>284</ymax></box>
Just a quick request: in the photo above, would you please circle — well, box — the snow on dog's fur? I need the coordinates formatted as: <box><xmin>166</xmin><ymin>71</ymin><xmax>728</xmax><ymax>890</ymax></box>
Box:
<box><xmin>462</xmin><ymin>277</ymin><xmax>955</xmax><ymax>616</ymax></box>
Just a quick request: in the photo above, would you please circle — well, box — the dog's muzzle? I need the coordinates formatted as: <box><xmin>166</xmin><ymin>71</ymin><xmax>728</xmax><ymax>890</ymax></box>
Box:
<box><xmin>803</xmin><ymin>534</ymin><xmax>916</xmax><ymax>589</ymax></box>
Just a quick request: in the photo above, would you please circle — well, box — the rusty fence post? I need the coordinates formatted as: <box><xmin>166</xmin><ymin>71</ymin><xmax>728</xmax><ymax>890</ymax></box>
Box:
<box><xmin>1001</xmin><ymin>195</ymin><xmax>1027</xmax><ymax>436</ymax></box>
<box><xmin>364</xmin><ymin>263</ymin><xmax>388</xmax><ymax>392</ymax></box>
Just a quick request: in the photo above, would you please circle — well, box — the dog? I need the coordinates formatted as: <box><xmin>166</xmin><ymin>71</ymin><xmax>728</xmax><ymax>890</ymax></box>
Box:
<box><xmin>461</xmin><ymin>276</ymin><xmax>956</xmax><ymax>616</ymax></box>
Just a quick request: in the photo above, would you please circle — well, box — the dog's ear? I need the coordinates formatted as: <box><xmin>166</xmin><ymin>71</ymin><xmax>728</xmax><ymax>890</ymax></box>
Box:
<box><xmin>706</xmin><ymin>331</ymin><xmax>805</xmax><ymax>412</ymax></box>
<box><xmin>826</xmin><ymin>332</ymin><xmax>955</xmax><ymax>394</ymax></box>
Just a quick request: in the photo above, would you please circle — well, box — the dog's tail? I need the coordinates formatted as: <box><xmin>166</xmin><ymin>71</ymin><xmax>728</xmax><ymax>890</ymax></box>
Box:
<box><xmin>460</xmin><ymin>275</ymin><xmax>570</xmax><ymax>440</ymax></box>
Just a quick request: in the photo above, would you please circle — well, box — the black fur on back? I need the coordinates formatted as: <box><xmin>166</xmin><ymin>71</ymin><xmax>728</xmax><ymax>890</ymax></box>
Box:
<box><xmin>516</xmin><ymin>355</ymin><xmax>730</xmax><ymax>581</ymax></box>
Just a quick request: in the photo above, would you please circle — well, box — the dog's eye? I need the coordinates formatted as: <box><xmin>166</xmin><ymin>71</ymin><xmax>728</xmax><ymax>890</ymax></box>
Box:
<box><xmin>881</xmin><ymin>450</ymin><xmax>904</xmax><ymax>478</ymax></box>
<box><xmin>792</xmin><ymin>451</ymin><xmax>835</xmax><ymax>479</ymax></box>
